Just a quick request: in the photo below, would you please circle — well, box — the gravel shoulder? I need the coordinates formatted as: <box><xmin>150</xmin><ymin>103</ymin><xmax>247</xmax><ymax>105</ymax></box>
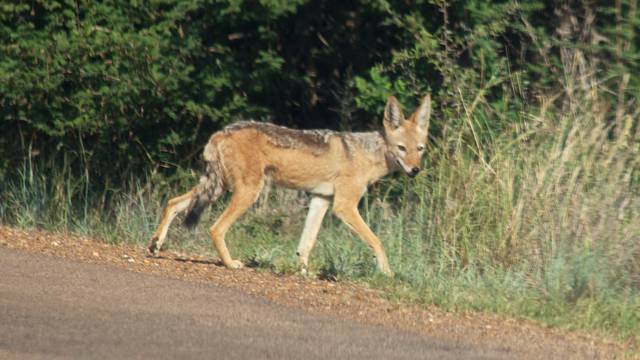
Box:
<box><xmin>0</xmin><ymin>226</ymin><xmax>634</xmax><ymax>359</ymax></box>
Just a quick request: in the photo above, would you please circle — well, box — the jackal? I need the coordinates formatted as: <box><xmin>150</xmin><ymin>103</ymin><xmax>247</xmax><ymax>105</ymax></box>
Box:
<box><xmin>148</xmin><ymin>95</ymin><xmax>431</xmax><ymax>276</ymax></box>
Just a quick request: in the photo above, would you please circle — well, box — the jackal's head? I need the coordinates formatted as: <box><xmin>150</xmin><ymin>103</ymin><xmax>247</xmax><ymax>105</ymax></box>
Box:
<box><xmin>382</xmin><ymin>95</ymin><xmax>431</xmax><ymax>177</ymax></box>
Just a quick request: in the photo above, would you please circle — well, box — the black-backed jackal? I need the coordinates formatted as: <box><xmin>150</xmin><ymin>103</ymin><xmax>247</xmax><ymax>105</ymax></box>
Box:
<box><xmin>148</xmin><ymin>95</ymin><xmax>431</xmax><ymax>276</ymax></box>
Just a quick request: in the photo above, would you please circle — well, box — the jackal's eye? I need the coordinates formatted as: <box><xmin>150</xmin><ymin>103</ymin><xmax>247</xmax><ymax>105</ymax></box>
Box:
<box><xmin>397</xmin><ymin>145</ymin><xmax>406</xmax><ymax>152</ymax></box>
<box><xmin>417</xmin><ymin>145</ymin><xmax>425</xmax><ymax>151</ymax></box>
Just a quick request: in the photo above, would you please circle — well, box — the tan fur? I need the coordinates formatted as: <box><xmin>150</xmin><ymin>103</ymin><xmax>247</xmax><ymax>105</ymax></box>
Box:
<box><xmin>148</xmin><ymin>95</ymin><xmax>432</xmax><ymax>276</ymax></box>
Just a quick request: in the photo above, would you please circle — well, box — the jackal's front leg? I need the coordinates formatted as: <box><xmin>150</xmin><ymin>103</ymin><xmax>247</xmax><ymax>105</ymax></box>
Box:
<box><xmin>296</xmin><ymin>196</ymin><xmax>331</xmax><ymax>272</ymax></box>
<box><xmin>332</xmin><ymin>194</ymin><xmax>393</xmax><ymax>276</ymax></box>
<box><xmin>148</xmin><ymin>189</ymin><xmax>195</xmax><ymax>256</ymax></box>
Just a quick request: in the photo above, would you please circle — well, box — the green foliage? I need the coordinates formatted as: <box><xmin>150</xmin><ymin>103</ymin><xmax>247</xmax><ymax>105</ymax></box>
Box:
<box><xmin>0</xmin><ymin>0</ymin><xmax>405</xmax><ymax>182</ymax></box>
<box><xmin>3</xmin><ymin>0</ymin><xmax>640</xmax><ymax>184</ymax></box>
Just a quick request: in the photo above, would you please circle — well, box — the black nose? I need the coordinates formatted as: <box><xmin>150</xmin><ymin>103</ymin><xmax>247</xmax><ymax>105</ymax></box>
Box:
<box><xmin>410</xmin><ymin>167</ymin><xmax>420</xmax><ymax>177</ymax></box>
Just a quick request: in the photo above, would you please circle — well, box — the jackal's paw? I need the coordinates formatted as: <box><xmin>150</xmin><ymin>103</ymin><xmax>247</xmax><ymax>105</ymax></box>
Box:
<box><xmin>147</xmin><ymin>238</ymin><xmax>159</xmax><ymax>257</ymax></box>
<box><xmin>377</xmin><ymin>262</ymin><xmax>394</xmax><ymax>277</ymax></box>
<box><xmin>147</xmin><ymin>247</ymin><xmax>158</xmax><ymax>257</ymax></box>
<box><xmin>299</xmin><ymin>267</ymin><xmax>317</xmax><ymax>278</ymax></box>
<box><xmin>225</xmin><ymin>260</ymin><xmax>244</xmax><ymax>269</ymax></box>
<box><xmin>381</xmin><ymin>268</ymin><xmax>395</xmax><ymax>277</ymax></box>
<box><xmin>296</xmin><ymin>259</ymin><xmax>309</xmax><ymax>276</ymax></box>
<box><xmin>296</xmin><ymin>262</ymin><xmax>313</xmax><ymax>277</ymax></box>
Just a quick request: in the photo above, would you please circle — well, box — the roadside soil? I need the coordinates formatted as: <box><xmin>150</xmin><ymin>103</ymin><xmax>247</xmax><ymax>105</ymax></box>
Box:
<box><xmin>0</xmin><ymin>226</ymin><xmax>635</xmax><ymax>359</ymax></box>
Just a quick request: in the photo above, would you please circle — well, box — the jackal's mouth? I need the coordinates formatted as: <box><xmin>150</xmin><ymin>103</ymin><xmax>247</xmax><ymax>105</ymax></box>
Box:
<box><xmin>395</xmin><ymin>158</ymin><xmax>414</xmax><ymax>176</ymax></box>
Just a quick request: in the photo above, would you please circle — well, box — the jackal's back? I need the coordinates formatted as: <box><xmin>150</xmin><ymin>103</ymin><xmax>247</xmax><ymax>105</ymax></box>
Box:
<box><xmin>223</xmin><ymin>121</ymin><xmax>338</xmax><ymax>155</ymax></box>
<box><xmin>223</xmin><ymin>120</ymin><xmax>384</xmax><ymax>158</ymax></box>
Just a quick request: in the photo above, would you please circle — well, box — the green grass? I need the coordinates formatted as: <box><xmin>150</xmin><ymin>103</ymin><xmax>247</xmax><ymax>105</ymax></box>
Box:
<box><xmin>2</xmin><ymin>96</ymin><xmax>639</xmax><ymax>347</ymax></box>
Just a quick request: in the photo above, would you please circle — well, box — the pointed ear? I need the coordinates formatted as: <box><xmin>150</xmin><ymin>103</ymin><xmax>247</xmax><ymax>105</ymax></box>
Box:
<box><xmin>413</xmin><ymin>94</ymin><xmax>431</xmax><ymax>131</ymax></box>
<box><xmin>383</xmin><ymin>96</ymin><xmax>405</xmax><ymax>129</ymax></box>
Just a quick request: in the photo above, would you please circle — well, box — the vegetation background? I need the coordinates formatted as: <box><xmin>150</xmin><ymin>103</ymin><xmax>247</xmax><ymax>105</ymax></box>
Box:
<box><xmin>1</xmin><ymin>0</ymin><xmax>639</xmax><ymax>346</ymax></box>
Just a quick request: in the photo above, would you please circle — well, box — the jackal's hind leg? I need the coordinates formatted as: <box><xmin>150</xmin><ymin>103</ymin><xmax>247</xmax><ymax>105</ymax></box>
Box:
<box><xmin>148</xmin><ymin>189</ymin><xmax>195</xmax><ymax>256</ymax></box>
<box><xmin>296</xmin><ymin>196</ymin><xmax>331</xmax><ymax>273</ymax></box>
<box><xmin>209</xmin><ymin>183</ymin><xmax>263</xmax><ymax>269</ymax></box>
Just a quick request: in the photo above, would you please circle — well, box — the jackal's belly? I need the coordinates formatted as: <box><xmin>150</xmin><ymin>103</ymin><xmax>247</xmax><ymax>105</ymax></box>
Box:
<box><xmin>307</xmin><ymin>182</ymin><xmax>334</xmax><ymax>196</ymax></box>
<box><xmin>267</xmin><ymin>165</ymin><xmax>336</xmax><ymax>196</ymax></box>
<box><xmin>271</xmin><ymin>179</ymin><xmax>335</xmax><ymax>196</ymax></box>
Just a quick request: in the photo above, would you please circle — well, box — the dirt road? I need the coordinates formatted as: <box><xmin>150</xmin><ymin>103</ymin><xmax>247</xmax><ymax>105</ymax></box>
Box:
<box><xmin>0</xmin><ymin>227</ymin><xmax>631</xmax><ymax>359</ymax></box>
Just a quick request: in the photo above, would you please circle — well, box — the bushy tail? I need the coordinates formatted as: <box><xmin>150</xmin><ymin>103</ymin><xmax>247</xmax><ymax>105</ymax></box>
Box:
<box><xmin>183</xmin><ymin>189</ymin><xmax>210</xmax><ymax>229</ymax></box>
<box><xmin>183</xmin><ymin>141</ymin><xmax>226</xmax><ymax>229</ymax></box>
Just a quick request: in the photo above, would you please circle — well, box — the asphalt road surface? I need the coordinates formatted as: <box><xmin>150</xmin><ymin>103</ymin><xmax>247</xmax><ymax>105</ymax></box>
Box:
<box><xmin>0</xmin><ymin>248</ymin><xmax>516</xmax><ymax>359</ymax></box>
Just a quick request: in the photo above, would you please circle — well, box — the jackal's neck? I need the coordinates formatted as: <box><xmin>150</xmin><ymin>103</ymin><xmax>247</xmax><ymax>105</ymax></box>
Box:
<box><xmin>341</xmin><ymin>131</ymin><xmax>384</xmax><ymax>153</ymax></box>
<box><xmin>343</xmin><ymin>131</ymin><xmax>395</xmax><ymax>180</ymax></box>
<box><xmin>366</xmin><ymin>132</ymin><xmax>403</xmax><ymax>178</ymax></box>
